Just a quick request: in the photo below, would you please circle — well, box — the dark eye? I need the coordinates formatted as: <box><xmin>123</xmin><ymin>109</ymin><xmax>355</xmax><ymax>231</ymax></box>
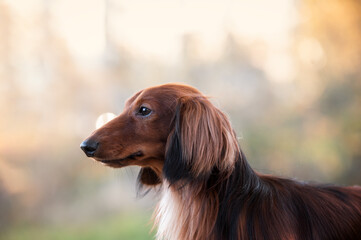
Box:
<box><xmin>138</xmin><ymin>106</ymin><xmax>152</xmax><ymax>117</ymax></box>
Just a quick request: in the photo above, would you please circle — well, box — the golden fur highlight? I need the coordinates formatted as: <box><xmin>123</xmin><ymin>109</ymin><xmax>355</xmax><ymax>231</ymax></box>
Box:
<box><xmin>171</xmin><ymin>96</ymin><xmax>239</xmax><ymax>178</ymax></box>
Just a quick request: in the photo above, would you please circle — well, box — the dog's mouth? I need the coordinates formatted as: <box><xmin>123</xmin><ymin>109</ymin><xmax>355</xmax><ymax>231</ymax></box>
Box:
<box><xmin>97</xmin><ymin>151</ymin><xmax>144</xmax><ymax>167</ymax></box>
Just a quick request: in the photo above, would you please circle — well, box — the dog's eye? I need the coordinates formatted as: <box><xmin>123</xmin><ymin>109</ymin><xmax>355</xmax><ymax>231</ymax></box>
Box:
<box><xmin>138</xmin><ymin>106</ymin><xmax>152</xmax><ymax>117</ymax></box>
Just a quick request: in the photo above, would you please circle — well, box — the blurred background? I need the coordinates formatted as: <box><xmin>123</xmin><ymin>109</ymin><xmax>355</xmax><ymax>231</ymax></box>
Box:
<box><xmin>0</xmin><ymin>0</ymin><xmax>360</xmax><ymax>239</ymax></box>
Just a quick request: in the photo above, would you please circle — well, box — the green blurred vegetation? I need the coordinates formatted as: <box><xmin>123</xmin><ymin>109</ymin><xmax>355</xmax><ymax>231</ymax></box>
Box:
<box><xmin>2</xmin><ymin>212</ymin><xmax>153</xmax><ymax>240</ymax></box>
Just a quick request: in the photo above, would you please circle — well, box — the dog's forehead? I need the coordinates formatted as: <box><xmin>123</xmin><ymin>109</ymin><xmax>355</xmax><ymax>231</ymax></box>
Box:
<box><xmin>144</xmin><ymin>84</ymin><xmax>202</xmax><ymax>98</ymax></box>
<box><xmin>125</xmin><ymin>90</ymin><xmax>143</xmax><ymax>107</ymax></box>
<box><xmin>138</xmin><ymin>87</ymin><xmax>177</xmax><ymax>106</ymax></box>
<box><xmin>125</xmin><ymin>84</ymin><xmax>203</xmax><ymax>109</ymax></box>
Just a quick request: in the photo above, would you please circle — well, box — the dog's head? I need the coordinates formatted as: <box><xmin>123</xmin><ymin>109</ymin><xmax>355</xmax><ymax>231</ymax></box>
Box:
<box><xmin>81</xmin><ymin>84</ymin><xmax>238</xmax><ymax>187</ymax></box>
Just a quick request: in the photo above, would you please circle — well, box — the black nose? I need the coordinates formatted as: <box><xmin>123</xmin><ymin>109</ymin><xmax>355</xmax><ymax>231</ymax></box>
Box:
<box><xmin>80</xmin><ymin>139</ymin><xmax>99</xmax><ymax>157</ymax></box>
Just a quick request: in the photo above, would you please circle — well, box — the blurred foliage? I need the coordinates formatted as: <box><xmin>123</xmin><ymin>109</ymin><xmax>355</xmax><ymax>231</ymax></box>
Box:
<box><xmin>2</xmin><ymin>212</ymin><xmax>154</xmax><ymax>240</ymax></box>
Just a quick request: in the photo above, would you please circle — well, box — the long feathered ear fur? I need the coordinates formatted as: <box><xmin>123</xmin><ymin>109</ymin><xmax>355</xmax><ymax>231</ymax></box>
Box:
<box><xmin>164</xmin><ymin>97</ymin><xmax>239</xmax><ymax>184</ymax></box>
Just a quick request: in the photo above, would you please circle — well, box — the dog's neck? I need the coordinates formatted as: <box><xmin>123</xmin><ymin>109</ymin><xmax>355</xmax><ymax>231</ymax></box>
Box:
<box><xmin>155</xmin><ymin>151</ymin><xmax>261</xmax><ymax>240</ymax></box>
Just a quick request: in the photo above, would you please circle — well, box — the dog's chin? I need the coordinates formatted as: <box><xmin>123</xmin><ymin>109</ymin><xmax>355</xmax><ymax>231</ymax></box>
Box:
<box><xmin>95</xmin><ymin>151</ymin><xmax>144</xmax><ymax>168</ymax></box>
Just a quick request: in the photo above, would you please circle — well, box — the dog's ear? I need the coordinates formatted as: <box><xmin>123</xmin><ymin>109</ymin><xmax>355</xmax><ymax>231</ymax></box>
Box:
<box><xmin>163</xmin><ymin>103</ymin><xmax>192</xmax><ymax>183</ymax></box>
<box><xmin>164</xmin><ymin>97</ymin><xmax>239</xmax><ymax>184</ymax></box>
<box><xmin>137</xmin><ymin>167</ymin><xmax>161</xmax><ymax>186</ymax></box>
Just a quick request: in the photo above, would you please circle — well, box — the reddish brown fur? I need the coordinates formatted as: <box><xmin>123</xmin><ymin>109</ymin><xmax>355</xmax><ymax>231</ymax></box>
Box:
<box><xmin>82</xmin><ymin>83</ymin><xmax>361</xmax><ymax>240</ymax></box>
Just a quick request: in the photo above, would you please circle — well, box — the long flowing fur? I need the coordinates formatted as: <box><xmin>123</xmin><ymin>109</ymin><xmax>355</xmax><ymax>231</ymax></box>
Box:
<box><xmin>155</xmin><ymin>90</ymin><xmax>361</xmax><ymax>240</ymax></box>
<box><xmin>82</xmin><ymin>84</ymin><xmax>361</xmax><ymax>240</ymax></box>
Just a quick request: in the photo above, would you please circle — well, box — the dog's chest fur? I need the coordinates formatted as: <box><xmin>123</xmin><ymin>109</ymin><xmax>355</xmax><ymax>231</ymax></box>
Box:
<box><xmin>154</xmin><ymin>182</ymin><xmax>216</xmax><ymax>240</ymax></box>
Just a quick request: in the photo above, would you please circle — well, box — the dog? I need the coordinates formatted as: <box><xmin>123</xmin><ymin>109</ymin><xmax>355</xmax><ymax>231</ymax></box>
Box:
<box><xmin>81</xmin><ymin>83</ymin><xmax>361</xmax><ymax>240</ymax></box>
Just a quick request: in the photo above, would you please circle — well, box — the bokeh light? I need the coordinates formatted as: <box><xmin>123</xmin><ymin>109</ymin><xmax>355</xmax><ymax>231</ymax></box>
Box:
<box><xmin>96</xmin><ymin>112</ymin><xmax>117</xmax><ymax>129</ymax></box>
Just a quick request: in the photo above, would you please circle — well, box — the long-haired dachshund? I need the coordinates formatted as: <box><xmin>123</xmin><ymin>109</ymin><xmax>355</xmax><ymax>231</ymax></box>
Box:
<box><xmin>81</xmin><ymin>83</ymin><xmax>361</xmax><ymax>240</ymax></box>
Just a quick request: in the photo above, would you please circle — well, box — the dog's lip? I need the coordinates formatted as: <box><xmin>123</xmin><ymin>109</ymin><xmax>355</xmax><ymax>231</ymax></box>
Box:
<box><xmin>98</xmin><ymin>151</ymin><xmax>144</xmax><ymax>164</ymax></box>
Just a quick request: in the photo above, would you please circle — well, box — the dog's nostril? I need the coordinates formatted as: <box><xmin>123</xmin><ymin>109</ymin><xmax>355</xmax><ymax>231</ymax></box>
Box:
<box><xmin>80</xmin><ymin>140</ymin><xmax>99</xmax><ymax>157</ymax></box>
